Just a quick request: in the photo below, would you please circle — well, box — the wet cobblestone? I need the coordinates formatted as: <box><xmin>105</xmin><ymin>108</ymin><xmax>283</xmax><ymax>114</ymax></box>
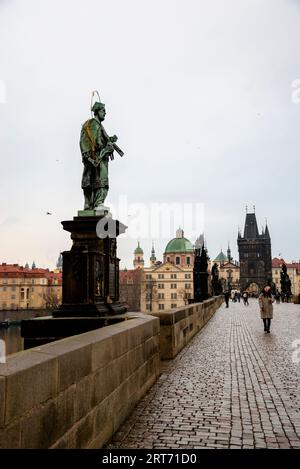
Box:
<box><xmin>108</xmin><ymin>300</ymin><xmax>300</xmax><ymax>448</ymax></box>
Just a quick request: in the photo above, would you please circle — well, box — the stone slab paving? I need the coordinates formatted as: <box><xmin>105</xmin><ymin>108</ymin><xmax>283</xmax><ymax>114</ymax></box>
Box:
<box><xmin>108</xmin><ymin>300</ymin><xmax>300</xmax><ymax>449</ymax></box>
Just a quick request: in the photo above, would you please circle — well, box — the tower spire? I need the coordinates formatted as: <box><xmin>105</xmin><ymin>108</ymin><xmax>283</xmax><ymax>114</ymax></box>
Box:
<box><xmin>150</xmin><ymin>242</ymin><xmax>156</xmax><ymax>266</ymax></box>
<box><xmin>133</xmin><ymin>242</ymin><xmax>144</xmax><ymax>269</ymax></box>
<box><xmin>227</xmin><ymin>242</ymin><xmax>232</xmax><ymax>262</ymax></box>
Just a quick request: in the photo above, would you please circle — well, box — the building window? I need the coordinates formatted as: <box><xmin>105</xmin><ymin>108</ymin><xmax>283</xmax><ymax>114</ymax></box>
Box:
<box><xmin>158</xmin><ymin>274</ymin><xmax>164</xmax><ymax>279</ymax></box>
<box><xmin>171</xmin><ymin>274</ymin><xmax>177</xmax><ymax>279</ymax></box>
<box><xmin>12</xmin><ymin>279</ymin><xmax>16</xmax><ymax>284</ymax></box>
<box><xmin>167</xmin><ymin>257</ymin><xmax>170</xmax><ymax>262</ymax></box>
<box><xmin>145</xmin><ymin>274</ymin><xmax>152</xmax><ymax>279</ymax></box>
<box><xmin>185</xmin><ymin>273</ymin><xmax>191</xmax><ymax>279</ymax></box>
<box><xmin>32</xmin><ymin>279</ymin><xmax>35</xmax><ymax>284</ymax></box>
<box><xmin>159</xmin><ymin>304</ymin><xmax>165</xmax><ymax>310</ymax></box>
<box><xmin>146</xmin><ymin>303</ymin><xmax>151</xmax><ymax>310</ymax></box>
<box><xmin>32</xmin><ymin>287</ymin><xmax>34</xmax><ymax>292</ymax></box>
<box><xmin>26</xmin><ymin>288</ymin><xmax>30</xmax><ymax>299</ymax></box>
<box><xmin>21</xmin><ymin>288</ymin><xmax>25</xmax><ymax>300</ymax></box>
<box><xmin>11</xmin><ymin>285</ymin><xmax>16</xmax><ymax>291</ymax></box>
<box><xmin>186</xmin><ymin>257</ymin><xmax>190</xmax><ymax>265</ymax></box>
<box><xmin>158</xmin><ymin>293</ymin><xmax>164</xmax><ymax>299</ymax></box>
<box><xmin>158</xmin><ymin>283</ymin><xmax>164</xmax><ymax>289</ymax></box>
<box><xmin>171</xmin><ymin>293</ymin><xmax>177</xmax><ymax>299</ymax></box>
<box><xmin>171</xmin><ymin>304</ymin><xmax>177</xmax><ymax>308</ymax></box>
<box><xmin>11</xmin><ymin>295</ymin><xmax>16</xmax><ymax>300</ymax></box>
<box><xmin>185</xmin><ymin>284</ymin><xmax>191</xmax><ymax>289</ymax></box>
<box><xmin>176</xmin><ymin>257</ymin><xmax>180</xmax><ymax>265</ymax></box>
<box><xmin>171</xmin><ymin>283</ymin><xmax>177</xmax><ymax>289</ymax></box>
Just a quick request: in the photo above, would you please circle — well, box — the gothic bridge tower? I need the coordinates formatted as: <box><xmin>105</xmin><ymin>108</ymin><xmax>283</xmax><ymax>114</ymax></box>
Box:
<box><xmin>237</xmin><ymin>209</ymin><xmax>272</xmax><ymax>293</ymax></box>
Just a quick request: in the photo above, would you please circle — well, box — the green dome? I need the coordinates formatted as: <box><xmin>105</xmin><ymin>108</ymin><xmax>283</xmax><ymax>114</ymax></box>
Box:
<box><xmin>214</xmin><ymin>251</ymin><xmax>227</xmax><ymax>262</ymax></box>
<box><xmin>165</xmin><ymin>237</ymin><xmax>193</xmax><ymax>254</ymax></box>
<box><xmin>134</xmin><ymin>242</ymin><xmax>143</xmax><ymax>255</ymax></box>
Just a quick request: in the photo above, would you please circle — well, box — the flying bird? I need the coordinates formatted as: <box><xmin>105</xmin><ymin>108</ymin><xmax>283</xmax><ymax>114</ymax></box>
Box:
<box><xmin>46</xmin><ymin>212</ymin><xmax>52</xmax><ymax>215</ymax></box>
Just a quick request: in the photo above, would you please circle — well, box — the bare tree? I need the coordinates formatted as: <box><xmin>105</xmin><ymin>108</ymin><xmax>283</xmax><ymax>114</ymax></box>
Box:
<box><xmin>178</xmin><ymin>287</ymin><xmax>191</xmax><ymax>305</ymax></box>
<box><xmin>142</xmin><ymin>278</ymin><xmax>158</xmax><ymax>313</ymax></box>
<box><xmin>43</xmin><ymin>288</ymin><xmax>61</xmax><ymax>309</ymax></box>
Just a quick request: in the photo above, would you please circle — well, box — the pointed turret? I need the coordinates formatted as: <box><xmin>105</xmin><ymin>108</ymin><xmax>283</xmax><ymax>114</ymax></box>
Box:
<box><xmin>227</xmin><ymin>243</ymin><xmax>232</xmax><ymax>263</ymax></box>
<box><xmin>31</xmin><ymin>261</ymin><xmax>36</xmax><ymax>269</ymax></box>
<box><xmin>133</xmin><ymin>242</ymin><xmax>144</xmax><ymax>269</ymax></box>
<box><xmin>25</xmin><ymin>262</ymin><xmax>29</xmax><ymax>269</ymax></box>
<box><xmin>150</xmin><ymin>243</ymin><xmax>156</xmax><ymax>266</ymax></box>
<box><xmin>265</xmin><ymin>224</ymin><xmax>270</xmax><ymax>239</ymax></box>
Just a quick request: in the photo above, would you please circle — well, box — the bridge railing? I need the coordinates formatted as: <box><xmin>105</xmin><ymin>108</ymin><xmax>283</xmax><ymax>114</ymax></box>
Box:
<box><xmin>151</xmin><ymin>296</ymin><xmax>224</xmax><ymax>359</ymax></box>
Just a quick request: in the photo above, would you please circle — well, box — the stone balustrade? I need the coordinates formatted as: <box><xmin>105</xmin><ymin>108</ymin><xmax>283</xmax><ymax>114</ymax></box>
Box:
<box><xmin>151</xmin><ymin>296</ymin><xmax>224</xmax><ymax>359</ymax></box>
<box><xmin>0</xmin><ymin>297</ymin><xmax>223</xmax><ymax>448</ymax></box>
<box><xmin>0</xmin><ymin>314</ymin><xmax>160</xmax><ymax>449</ymax></box>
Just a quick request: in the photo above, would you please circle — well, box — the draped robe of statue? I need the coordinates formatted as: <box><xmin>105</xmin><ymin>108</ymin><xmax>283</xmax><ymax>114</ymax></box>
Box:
<box><xmin>80</xmin><ymin>117</ymin><xmax>111</xmax><ymax>209</ymax></box>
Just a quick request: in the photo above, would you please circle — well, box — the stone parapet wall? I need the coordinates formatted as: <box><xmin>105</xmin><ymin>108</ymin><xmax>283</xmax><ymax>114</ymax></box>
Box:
<box><xmin>0</xmin><ymin>315</ymin><xmax>160</xmax><ymax>449</ymax></box>
<box><xmin>0</xmin><ymin>309</ymin><xmax>51</xmax><ymax>322</ymax></box>
<box><xmin>152</xmin><ymin>296</ymin><xmax>224</xmax><ymax>359</ymax></box>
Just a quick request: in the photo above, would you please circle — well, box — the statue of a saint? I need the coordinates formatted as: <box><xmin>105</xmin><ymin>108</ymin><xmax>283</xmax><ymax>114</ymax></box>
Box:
<box><xmin>80</xmin><ymin>99</ymin><xmax>124</xmax><ymax>210</ymax></box>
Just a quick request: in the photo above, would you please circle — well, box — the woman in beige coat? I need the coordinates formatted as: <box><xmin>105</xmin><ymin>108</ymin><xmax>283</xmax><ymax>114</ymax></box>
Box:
<box><xmin>258</xmin><ymin>285</ymin><xmax>274</xmax><ymax>333</ymax></box>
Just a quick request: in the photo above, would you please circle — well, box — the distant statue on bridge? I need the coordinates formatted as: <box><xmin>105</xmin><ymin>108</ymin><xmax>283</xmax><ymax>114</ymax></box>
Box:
<box><xmin>280</xmin><ymin>262</ymin><xmax>292</xmax><ymax>302</ymax></box>
<box><xmin>211</xmin><ymin>262</ymin><xmax>222</xmax><ymax>296</ymax></box>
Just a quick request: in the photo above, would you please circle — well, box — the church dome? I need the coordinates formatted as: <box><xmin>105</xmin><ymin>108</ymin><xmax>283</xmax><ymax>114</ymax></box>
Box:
<box><xmin>214</xmin><ymin>251</ymin><xmax>227</xmax><ymax>262</ymax></box>
<box><xmin>164</xmin><ymin>228</ymin><xmax>193</xmax><ymax>254</ymax></box>
<box><xmin>134</xmin><ymin>242</ymin><xmax>143</xmax><ymax>255</ymax></box>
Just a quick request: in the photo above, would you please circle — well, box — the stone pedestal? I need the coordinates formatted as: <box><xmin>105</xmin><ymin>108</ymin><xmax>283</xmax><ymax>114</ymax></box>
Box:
<box><xmin>54</xmin><ymin>214</ymin><xmax>126</xmax><ymax>316</ymax></box>
<box><xmin>21</xmin><ymin>214</ymin><xmax>127</xmax><ymax>348</ymax></box>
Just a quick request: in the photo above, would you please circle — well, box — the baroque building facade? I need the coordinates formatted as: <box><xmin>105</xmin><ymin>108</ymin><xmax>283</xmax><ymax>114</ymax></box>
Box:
<box><xmin>0</xmin><ymin>263</ymin><xmax>62</xmax><ymax>310</ymax></box>
<box><xmin>140</xmin><ymin>229</ymin><xmax>194</xmax><ymax>313</ymax></box>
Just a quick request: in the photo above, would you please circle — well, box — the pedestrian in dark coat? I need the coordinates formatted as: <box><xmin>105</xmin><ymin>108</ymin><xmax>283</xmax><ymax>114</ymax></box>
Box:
<box><xmin>224</xmin><ymin>291</ymin><xmax>230</xmax><ymax>308</ymax></box>
<box><xmin>258</xmin><ymin>285</ymin><xmax>274</xmax><ymax>333</ymax></box>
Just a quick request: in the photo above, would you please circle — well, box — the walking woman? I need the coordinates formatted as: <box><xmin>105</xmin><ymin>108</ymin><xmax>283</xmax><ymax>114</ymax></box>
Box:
<box><xmin>258</xmin><ymin>286</ymin><xmax>274</xmax><ymax>333</ymax></box>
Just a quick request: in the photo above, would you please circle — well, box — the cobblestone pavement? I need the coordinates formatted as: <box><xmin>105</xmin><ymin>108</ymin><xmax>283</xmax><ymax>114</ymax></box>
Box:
<box><xmin>108</xmin><ymin>300</ymin><xmax>300</xmax><ymax>449</ymax></box>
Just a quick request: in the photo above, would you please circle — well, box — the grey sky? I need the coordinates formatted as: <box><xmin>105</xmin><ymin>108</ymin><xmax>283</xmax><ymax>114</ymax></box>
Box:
<box><xmin>0</xmin><ymin>0</ymin><xmax>300</xmax><ymax>269</ymax></box>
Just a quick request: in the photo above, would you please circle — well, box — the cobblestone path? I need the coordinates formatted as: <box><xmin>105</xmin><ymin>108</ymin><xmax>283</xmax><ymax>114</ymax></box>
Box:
<box><xmin>109</xmin><ymin>300</ymin><xmax>300</xmax><ymax>449</ymax></box>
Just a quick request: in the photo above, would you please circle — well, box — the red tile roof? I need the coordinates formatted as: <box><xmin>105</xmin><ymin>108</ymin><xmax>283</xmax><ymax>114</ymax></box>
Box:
<box><xmin>0</xmin><ymin>263</ymin><xmax>62</xmax><ymax>284</ymax></box>
<box><xmin>272</xmin><ymin>258</ymin><xmax>300</xmax><ymax>269</ymax></box>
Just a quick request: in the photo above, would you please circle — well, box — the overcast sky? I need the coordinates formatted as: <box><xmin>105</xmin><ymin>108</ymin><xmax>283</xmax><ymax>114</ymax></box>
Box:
<box><xmin>0</xmin><ymin>0</ymin><xmax>300</xmax><ymax>269</ymax></box>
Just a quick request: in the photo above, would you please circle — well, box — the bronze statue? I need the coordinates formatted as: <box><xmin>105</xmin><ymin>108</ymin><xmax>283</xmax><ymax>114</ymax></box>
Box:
<box><xmin>212</xmin><ymin>262</ymin><xmax>222</xmax><ymax>295</ymax></box>
<box><xmin>280</xmin><ymin>262</ymin><xmax>292</xmax><ymax>301</ymax></box>
<box><xmin>80</xmin><ymin>97</ymin><xmax>124</xmax><ymax>210</ymax></box>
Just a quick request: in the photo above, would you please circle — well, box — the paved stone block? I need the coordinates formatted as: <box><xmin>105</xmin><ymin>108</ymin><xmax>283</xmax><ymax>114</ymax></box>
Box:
<box><xmin>74</xmin><ymin>375</ymin><xmax>93</xmax><ymax>422</ymax></box>
<box><xmin>21</xmin><ymin>400</ymin><xmax>57</xmax><ymax>448</ymax></box>
<box><xmin>91</xmin><ymin>336</ymin><xmax>113</xmax><ymax>371</ymax></box>
<box><xmin>0</xmin><ymin>420</ymin><xmax>21</xmax><ymax>449</ymax></box>
<box><xmin>2</xmin><ymin>350</ymin><xmax>58</xmax><ymax>424</ymax></box>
